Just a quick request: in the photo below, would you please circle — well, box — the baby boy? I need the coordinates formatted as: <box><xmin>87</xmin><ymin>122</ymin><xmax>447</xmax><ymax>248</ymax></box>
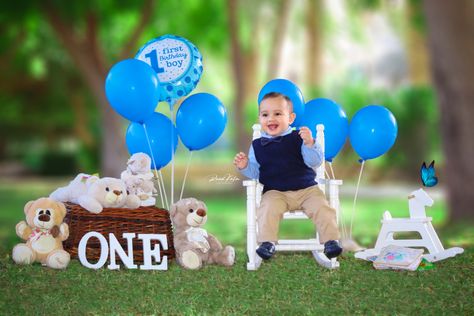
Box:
<box><xmin>234</xmin><ymin>92</ymin><xmax>342</xmax><ymax>260</ymax></box>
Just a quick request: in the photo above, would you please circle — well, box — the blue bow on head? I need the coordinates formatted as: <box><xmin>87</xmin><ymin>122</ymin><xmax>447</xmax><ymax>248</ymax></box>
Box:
<box><xmin>260</xmin><ymin>136</ymin><xmax>283</xmax><ymax>146</ymax></box>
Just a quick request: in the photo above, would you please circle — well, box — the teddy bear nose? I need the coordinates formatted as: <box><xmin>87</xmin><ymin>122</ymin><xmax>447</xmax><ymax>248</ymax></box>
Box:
<box><xmin>197</xmin><ymin>209</ymin><xmax>206</xmax><ymax>217</ymax></box>
<box><xmin>113</xmin><ymin>190</ymin><xmax>122</xmax><ymax>196</ymax></box>
<box><xmin>38</xmin><ymin>214</ymin><xmax>50</xmax><ymax>222</ymax></box>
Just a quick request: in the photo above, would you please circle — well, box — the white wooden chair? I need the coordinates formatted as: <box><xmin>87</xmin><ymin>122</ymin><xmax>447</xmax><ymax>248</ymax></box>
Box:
<box><xmin>244</xmin><ymin>124</ymin><xmax>343</xmax><ymax>270</ymax></box>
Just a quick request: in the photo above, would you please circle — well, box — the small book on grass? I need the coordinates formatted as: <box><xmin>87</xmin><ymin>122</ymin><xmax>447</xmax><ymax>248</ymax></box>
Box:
<box><xmin>373</xmin><ymin>245</ymin><xmax>424</xmax><ymax>271</ymax></box>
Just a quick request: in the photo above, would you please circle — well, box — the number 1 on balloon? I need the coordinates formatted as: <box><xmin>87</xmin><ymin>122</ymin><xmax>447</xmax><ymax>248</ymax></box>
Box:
<box><xmin>145</xmin><ymin>50</ymin><xmax>165</xmax><ymax>74</ymax></box>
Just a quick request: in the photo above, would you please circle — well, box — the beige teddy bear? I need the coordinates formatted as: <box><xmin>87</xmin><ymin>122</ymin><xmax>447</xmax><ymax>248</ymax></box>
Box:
<box><xmin>12</xmin><ymin>197</ymin><xmax>70</xmax><ymax>269</ymax></box>
<box><xmin>121</xmin><ymin>153</ymin><xmax>157</xmax><ymax>206</ymax></box>
<box><xmin>170</xmin><ymin>198</ymin><xmax>235</xmax><ymax>270</ymax></box>
<box><xmin>50</xmin><ymin>173</ymin><xmax>141</xmax><ymax>213</ymax></box>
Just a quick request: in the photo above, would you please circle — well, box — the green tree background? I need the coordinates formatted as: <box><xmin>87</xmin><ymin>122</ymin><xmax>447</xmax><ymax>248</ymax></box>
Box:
<box><xmin>0</xmin><ymin>0</ymin><xmax>473</xmax><ymax>223</ymax></box>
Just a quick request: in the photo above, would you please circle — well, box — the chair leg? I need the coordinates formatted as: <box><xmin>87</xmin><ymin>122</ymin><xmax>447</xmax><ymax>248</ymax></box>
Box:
<box><xmin>246</xmin><ymin>182</ymin><xmax>261</xmax><ymax>270</ymax></box>
<box><xmin>247</xmin><ymin>250</ymin><xmax>262</xmax><ymax>270</ymax></box>
<box><xmin>312</xmin><ymin>251</ymin><xmax>340</xmax><ymax>269</ymax></box>
<box><xmin>312</xmin><ymin>232</ymin><xmax>339</xmax><ymax>269</ymax></box>
<box><xmin>247</xmin><ymin>221</ymin><xmax>261</xmax><ymax>270</ymax></box>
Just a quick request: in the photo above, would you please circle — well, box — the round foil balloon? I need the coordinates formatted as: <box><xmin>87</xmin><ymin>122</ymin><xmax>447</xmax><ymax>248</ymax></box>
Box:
<box><xmin>135</xmin><ymin>34</ymin><xmax>203</xmax><ymax>105</ymax></box>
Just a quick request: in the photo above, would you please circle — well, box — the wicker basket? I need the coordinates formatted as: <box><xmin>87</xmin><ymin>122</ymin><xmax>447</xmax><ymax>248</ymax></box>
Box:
<box><xmin>63</xmin><ymin>203</ymin><xmax>175</xmax><ymax>264</ymax></box>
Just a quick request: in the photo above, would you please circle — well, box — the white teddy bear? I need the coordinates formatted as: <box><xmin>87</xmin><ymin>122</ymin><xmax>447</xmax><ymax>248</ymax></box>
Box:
<box><xmin>121</xmin><ymin>153</ymin><xmax>157</xmax><ymax>207</ymax></box>
<box><xmin>50</xmin><ymin>173</ymin><xmax>141</xmax><ymax>213</ymax></box>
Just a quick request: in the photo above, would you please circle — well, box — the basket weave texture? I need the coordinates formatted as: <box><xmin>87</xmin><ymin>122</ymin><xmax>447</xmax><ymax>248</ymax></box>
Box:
<box><xmin>63</xmin><ymin>203</ymin><xmax>175</xmax><ymax>263</ymax></box>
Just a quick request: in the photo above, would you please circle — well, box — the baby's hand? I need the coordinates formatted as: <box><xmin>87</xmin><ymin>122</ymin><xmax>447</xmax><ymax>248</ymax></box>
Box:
<box><xmin>299</xmin><ymin>126</ymin><xmax>315</xmax><ymax>147</ymax></box>
<box><xmin>233</xmin><ymin>152</ymin><xmax>249</xmax><ymax>170</ymax></box>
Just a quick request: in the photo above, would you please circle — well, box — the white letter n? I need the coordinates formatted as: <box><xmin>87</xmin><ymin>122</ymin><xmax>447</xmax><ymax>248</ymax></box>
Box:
<box><xmin>108</xmin><ymin>233</ymin><xmax>137</xmax><ymax>270</ymax></box>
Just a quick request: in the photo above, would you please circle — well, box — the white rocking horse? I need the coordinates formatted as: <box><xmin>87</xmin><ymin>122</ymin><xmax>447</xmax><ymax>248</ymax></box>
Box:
<box><xmin>355</xmin><ymin>188</ymin><xmax>464</xmax><ymax>262</ymax></box>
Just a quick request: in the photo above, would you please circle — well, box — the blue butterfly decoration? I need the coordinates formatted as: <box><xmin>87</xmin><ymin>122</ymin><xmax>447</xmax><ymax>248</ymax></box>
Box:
<box><xmin>421</xmin><ymin>160</ymin><xmax>438</xmax><ymax>187</ymax></box>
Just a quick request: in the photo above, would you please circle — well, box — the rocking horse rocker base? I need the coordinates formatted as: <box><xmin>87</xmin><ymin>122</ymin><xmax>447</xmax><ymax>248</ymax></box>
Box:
<box><xmin>355</xmin><ymin>188</ymin><xmax>464</xmax><ymax>263</ymax></box>
<box><xmin>247</xmin><ymin>239</ymin><xmax>339</xmax><ymax>270</ymax></box>
<box><xmin>246</xmin><ymin>223</ymin><xmax>340</xmax><ymax>270</ymax></box>
<box><xmin>276</xmin><ymin>237</ymin><xmax>340</xmax><ymax>269</ymax></box>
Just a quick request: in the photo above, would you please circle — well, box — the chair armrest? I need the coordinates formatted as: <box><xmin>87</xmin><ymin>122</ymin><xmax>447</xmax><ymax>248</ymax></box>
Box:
<box><xmin>243</xmin><ymin>179</ymin><xmax>258</xmax><ymax>187</ymax></box>
<box><xmin>317</xmin><ymin>178</ymin><xmax>343</xmax><ymax>186</ymax></box>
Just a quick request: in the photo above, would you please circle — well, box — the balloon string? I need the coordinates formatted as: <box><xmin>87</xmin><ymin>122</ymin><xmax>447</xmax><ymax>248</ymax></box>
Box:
<box><xmin>329</xmin><ymin>162</ymin><xmax>336</xmax><ymax>180</ymax></box>
<box><xmin>338</xmin><ymin>179</ymin><xmax>348</xmax><ymax>241</ymax></box>
<box><xmin>154</xmin><ymin>172</ymin><xmax>165</xmax><ymax>208</ymax></box>
<box><xmin>150</xmin><ymin>168</ymin><xmax>165</xmax><ymax>209</ymax></box>
<box><xmin>143</xmin><ymin>123</ymin><xmax>168</xmax><ymax>209</ymax></box>
<box><xmin>349</xmin><ymin>160</ymin><xmax>365</xmax><ymax>240</ymax></box>
<box><xmin>324</xmin><ymin>169</ymin><xmax>331</xmax><ymax>180</ymax></box>
<box><xmin>158</xmin><ymin>170</ymin><xmax>169</xmax><ymax>210</ymax></box>
<box><xmin>149</xmin><ymin>165</ymin><xmax>164</xmax><ymax>209</ymax></box>
<box><xmin>340</xmin><ymin>202</ymin><xmax>348</xmax><ymax>242</ymax></box>
<box><xmin>328</xmin><ymin>161</ymin><xmax>347</xmax><ymax>240</ymax></box>
<box><xmin>170</xmin><ymin>101</ymin><xmax>176</xmax><ymax>206</ymax></box>
<box><xmin>179</xmin><ymin>151</ymin><xmax>193</xmax><ymax>201</ymax></box>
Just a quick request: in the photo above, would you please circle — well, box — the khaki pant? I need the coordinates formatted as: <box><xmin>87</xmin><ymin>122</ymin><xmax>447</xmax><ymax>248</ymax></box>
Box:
<box><xmin>257</xmin><ymin>185</ymin><xmax>340</xmax><ymax>244</ymax></box>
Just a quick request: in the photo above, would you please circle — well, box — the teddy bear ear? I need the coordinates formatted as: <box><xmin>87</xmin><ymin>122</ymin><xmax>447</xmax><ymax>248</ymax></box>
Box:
<box><xmin>24</xmin><ymin>200</ymin><xmax>35</xmax><ymax>215</ymax></box>
<box><xmin>55</xmin><ymin>201</ymin><xmax>67</xmax><ymax>218</ymax></box>
<box><xmin>169</xmin><ymin>203</ymin><xmax>177</xmax><ymax>217</ymax></box>
<box><xmin>86</xmin><ymin>175</ymin><xmax>99</xmax><ymax>186</ymax></box>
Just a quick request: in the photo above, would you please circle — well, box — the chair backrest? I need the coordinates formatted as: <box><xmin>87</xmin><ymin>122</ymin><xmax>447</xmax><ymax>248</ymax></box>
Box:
<box><xmin>251</xmin><ymin>124</ymin><xmax>326</xmax><ymax>192</ymax></box>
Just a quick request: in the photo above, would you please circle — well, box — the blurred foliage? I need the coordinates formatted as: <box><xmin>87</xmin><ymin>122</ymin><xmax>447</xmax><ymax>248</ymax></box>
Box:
<box><xmin>0</xmin><ymin>0</ymin><xmax>229</xmax><ymax>175</ymax></box>
<box><xmin>388</xmin><ymin>86</ymin><xmax>440</xmax><ymax>176</ymax></box>
<box><xmin>0</xmin><ymin>0</ymin><xmax>441</xmax><ymax>180</ymax></box>
<box><xmin>330</xmin><ymin>83</ymin><xmax>439</xmax><ymax>180</ymax></box>
<box><xmin>348</xmin><ymin>0</ymin><xmax>382</xmax><ymax>11</ymax></box>
<box><xmin>407</xmin><ymin>0</ymin><xmax>426</xmax><ymax>32</ymax></box>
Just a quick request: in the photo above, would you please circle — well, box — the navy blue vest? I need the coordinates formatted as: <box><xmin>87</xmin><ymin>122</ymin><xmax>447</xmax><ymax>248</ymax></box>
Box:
<box><xmin>253</xmin><ymin>130</ymin><xmax>317</xmax><ymax>193</ymax></box>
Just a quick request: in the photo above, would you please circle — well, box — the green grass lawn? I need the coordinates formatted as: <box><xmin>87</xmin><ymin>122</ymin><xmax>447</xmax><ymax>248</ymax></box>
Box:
<box><xmin>0</xmin><ymin>180</ymin><xmax>473</xmax><ymax>314</ymax></box>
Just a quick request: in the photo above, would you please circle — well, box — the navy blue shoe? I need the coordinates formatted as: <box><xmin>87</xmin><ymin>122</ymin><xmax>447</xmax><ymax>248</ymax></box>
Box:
<box><xmin>256</xmin><ymin>242</ymin><xmax>276</xmax><ymax>260</ymax></box>
<box><xmin>324</xmin><ymin>240</ymin><xmax>342</xmax><ymax>259</ymax></box>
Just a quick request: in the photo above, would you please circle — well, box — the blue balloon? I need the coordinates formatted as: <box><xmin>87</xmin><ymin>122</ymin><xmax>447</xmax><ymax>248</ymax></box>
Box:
<box><xmin>126</xmin><ymin>113</ymin><xmax>178</xmax><ymax>169</ymax></box>
<box><xmin>301</xmin><ymin>98</ymin><xmax>349</xmax><ymax>161</ymax></box>
<box><xmin>349</xmin><ymin>105</ymin><xmax>398</xmax><ymax>161</ymax></box>
<box><xmin>135</xmin><ymin>34</ymin><xmax>203</xmax><ymax>106</ymax></box>
<box><xmin>258</xmin><ymin>79</ymin><xmax>305</xmax><ymax>127</ymax></box>
<box><xmin>105</xmin><ymin>59</ymin><xmax>161</xmax><ymax>123</ymax></box>
<box><xmin>176</xmin><ymin>93</ymin><xmax>227</xmax><ymax>151</ymax></box>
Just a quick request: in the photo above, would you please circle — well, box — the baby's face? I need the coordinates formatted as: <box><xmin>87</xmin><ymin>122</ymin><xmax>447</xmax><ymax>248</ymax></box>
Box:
<box><xmin>259</xmin><ymin>96</ymin><xmax>296</xmax><ymax>136</ymax></box>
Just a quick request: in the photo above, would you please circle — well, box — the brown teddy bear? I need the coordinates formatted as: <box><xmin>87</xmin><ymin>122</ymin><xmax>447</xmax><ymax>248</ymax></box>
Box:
<box><xmin>12</xmin><ymin>197</ymin><xmax>70</xmax><ymax>269</ymax></box>
<box><xmin>170</xmin><ymin>198</ymin><xmax>235</xmax><ymax>270</ymax></box>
